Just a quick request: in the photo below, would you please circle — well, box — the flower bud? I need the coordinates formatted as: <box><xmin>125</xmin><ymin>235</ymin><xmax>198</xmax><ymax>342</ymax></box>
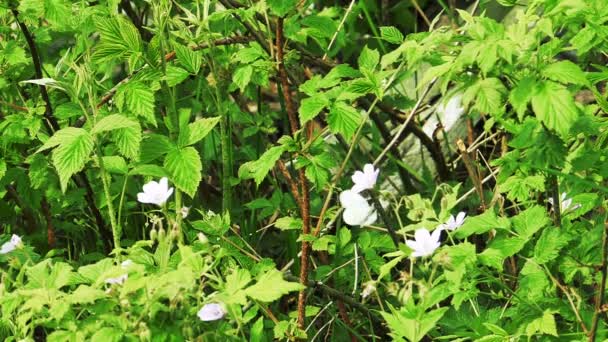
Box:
<box><xmin>197</xmin><ymin>232</ymin><xmax>209</xmax><ymax>244</ymax></box>
<box><xmin>157</xmin><ymin>227</ymin><xmax>166</xmax><ymax>240</ymax></box>
<box><xmin>149</xmin><ymin>228</ymin><xmax>157</xmax><ymax>241</ymax></box>
<box><xmin>169</xmin><ymin>228</ymin><xmax>180</xmax><ymax>241</ymax></box>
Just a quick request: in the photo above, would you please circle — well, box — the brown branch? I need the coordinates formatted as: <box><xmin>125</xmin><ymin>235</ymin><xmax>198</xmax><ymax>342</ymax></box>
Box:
<box><xmin>41</xmin><ymin>197</ymin><xmax>56</xmax><ymax>248</ymax></box>
<box><xmin>11</xmin><ymin>8</ymin><xmax>59</xmax><ymax>131</ymax></box>
<box><xmin>589</xmin><ymin>221</ymin><xmax>608</xmax><ymax>341</ymax></box>
<box><xmin>277</xmin><ymin>160</ymin><xmax>302</xmax><ymax>205</ymax></box>
<box><xmin>5</xmin><ymin>185</ymin><xmax>38</xmax><ymax>234</ymax></box>
<box><xmin>12</xmin><ymin>8</ymin><xmax>112</xmax><ymax>252</ymax></box>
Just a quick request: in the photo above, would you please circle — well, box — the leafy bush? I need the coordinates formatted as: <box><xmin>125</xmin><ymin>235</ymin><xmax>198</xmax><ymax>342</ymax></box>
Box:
<box><xmin>2</xmin><ymin>0</ymin><xmax>608</xmax><ymax>340</ymax></box>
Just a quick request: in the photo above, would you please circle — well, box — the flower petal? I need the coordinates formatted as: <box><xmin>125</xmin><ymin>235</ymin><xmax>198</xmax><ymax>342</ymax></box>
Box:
<box><xmin>339</xmin><ymin>190</ymin><xmax>368</xmax><ymax>209</ymax></box>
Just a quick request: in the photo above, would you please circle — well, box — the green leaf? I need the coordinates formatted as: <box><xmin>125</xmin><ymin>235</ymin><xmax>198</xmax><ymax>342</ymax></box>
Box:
<box><xmin>165</xmin><ymin>65</ymin><xmax>190</xmax><ymax>86</ymax></box>
<box><xmin>274</xmin><ymin>217</ymin><xmax>303</xmax><ymax>231</ymax></box>
<box><xmin>327</xmin><ymin>101</ymin><xmax>362</xmax><ymax>140</ymax></box>
<box><xmin>512</xmin><ymin>205</ymin><xmax>550</xmax><ymax>238</ymax></box>
<box><xmin>91</xmin><ymin>327</ymin><xmax>122</xmax><ymax>342</ymax></box>
<box><xmin>163</xmin><ymin>146</ymin><xmax>202</xmax><ymax>197</ymax></box>
<box><xmin>233</xmin><ymin>65</ymin><xmax>253</xmax><ymax>92</ymax></box>
<box><xmin>509</xmin><ymin>76</ymin><xmax>536</xmax><ymax>121</ymax></box>
<box><xmin>542</xmin><ymin>60</ymin><xmax>589</xmax><ymax>86</ymax></box>
<box><xmin>358</xmin><ymin>46</ymin><xmax>380</xmax><ymax>71</ymax></box>
<box><xmin>140</xmin><ymin>134</ymin><xmax>173</xmax><ymax>163</ymax></box>
<box><xmin>113</xmin><ymin>124</ymin><xmax>142</xmax><ymax>160</ymax></box>
<box><xmin>479</xmin><ymin>236</ymin><xmax>526</xmax><ymax>271</ymax></box>
<box><xmin>525</xmin><ymin>310</ymin><xmax>558</xmax><ymax>337</ymax></box>
<box><xmin>244</xmin><ymin>269</ymin><xmax>304</xmax><ymax>302</ymax></box>
<box><xmin>39</xmin><ymin>128</ymin><xmax>93</xmax><ymax>192</ymax></box>
<box><xmin>299</xmin><ymin>94</ymin><xmax>329</xmax><ymax>125</ymax></box>
<box><xmin>499</xmin><ymin>174</ymin><xmax>545</xmax><ymax>202</ymax></box>
<box><xmin>174</xmin><ymin>44</ymin><xmax>201</xmax><ymax>74</ymax></box>
<box><xmin>91</xmin><ymin>114</ymin><xmax>139</xmax><ymax>134</ymax></box>
<box><xmin>531</xmin><ymin>81</ymin><xmax>578</xmax><ymax>137</ymax></box>
<box><xmin>267</xmin><ymin>0</ymin><xmax>297</xmax><ymax>16</ymax></box>
<box><xmin>69</xmin><ymin>285</ymin><xmax>107</xmax><ymax>304</ymax></box>
<box><xmin>183</xmin><ymin>116</ymin><xmax>220</xmax><ymax>146</ymax></box>
<box><xmin>380</xmin><ymin>26</ymin><xmax>404</xmax><ymax>44</ymax></box>
<box><xmin>93</xmin><ymin>16</ymin><xmax>142</xmax><ymax>63</ymax></box>
<box><xmin>123</xmin><ymin>81</ymin><xmax>156</xmax><ymax>126</ymax></box>
<box><xmin>464</xmin><ymin>78</ymin><xmax>506</xmax><ymax>114</ymax></box>
<box><xmin>455</xmin><ymin>211</ymin><xmax>510</xmax><ymax>239</ymax></box>
<box><xmin>238</xmin><ymin>145</ymin><xmax>287</xmax><ymax>186</ymax></box>
<box><xmin>100</xmin><ymin>156</ymin><xmax>127</xmax><ymax>174</ymax></box>
<box><xmin>128</xmin><ymin>164</ymin><xmax>168</xmax><ymax>178</ymax></box>
<box><xmin>534</xmin><ymin>227</ymin><xmax>571</xmax><ymax>264</ymax></box>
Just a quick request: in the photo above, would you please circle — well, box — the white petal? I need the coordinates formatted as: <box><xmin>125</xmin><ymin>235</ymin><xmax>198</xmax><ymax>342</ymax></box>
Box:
<box><xmin>406</xmin><ymin>240</ymin><xmax>420</xmax><ymax>252</ymax></box>
<box><xmin>198</xmin><ymin>303</ymin><xmax>226</xmax><ymax>321</ymax></box>
<box><xmin>10</xmin><ymin>234</ymin><xmax>21</xmax><ymax>246</ymax></box>
<box><xmin>137</xmin><ymin>192</ymin><xmax>152</xmax><ymax>204</ymax></box>
<box><xmin>339</xmin><ymin>190</ymin><xmax>368</xmax><ymax>209</ymax></box>
<box><xmin>414</xmin><ymin>228</ymin><xmax>431</xmax><ymax>243</ymax></box>
<box><xmin>159</xmin><ymin>177</ymin><xmax>169</xmax><ymax>192</ymax></box>
<box><xmin>431</xmin><ymin>228</ymin><xmax>442</xmax><ymax>243</ymax></box>
<box><xmin>455</xmin><ymin>212</ymin><xmax>466</xmax><ymax>225</ymax></box>
<box><xmin>361</xmin><ymin>210</ymin><xmax>377</xmax><ymax>226</ymax></box>
<box><xmin>142</xmin><ymin>180</ymin><xmax>159</xmax><ymax>194</ymax></box>
<box><xmin>0</xmin><ymin>242</ymin><xmax>15</xmax><ymax>254</ymax></box>
<box><xmin>343</xmin><ymin>207</ymin><xmax>370</xmax><ymax>226</ymax></box>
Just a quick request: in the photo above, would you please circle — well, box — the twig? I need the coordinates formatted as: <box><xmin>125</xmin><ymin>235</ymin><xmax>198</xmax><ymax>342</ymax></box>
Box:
<box><xmin>323</xmin><ymin>0</ymin><xmax>356</xmax><ymax>61</ymax></box>
<box><xmin>275</xmin><ymin>17</ymin><xmax>312</xmax><ymax>329</ymax></box>
<box><xmin>544</xmin><ymin>264</ymin><xmax>589</xmax><ymax>335</ymax></box>
<box><xmin>41</xmin><ymin>197</ymin><xmax>56</xmax><ymax>248</ymax></box>
<box><xmin>12</xmin><ymin>8</ymin><xmax>112</xmax><ymax>252</ymax></box>
<box><xmin>589</xmin><ymin>221</ymin><xmax>608</xmax><ymax>341</ymax></box>
<box><xmin>456</xmin><ymin>138</ymin><xmax>485</xmax><ymax>210</ymax></box>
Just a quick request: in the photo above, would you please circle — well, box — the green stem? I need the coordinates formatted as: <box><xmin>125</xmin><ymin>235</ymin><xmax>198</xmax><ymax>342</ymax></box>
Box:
<box><xmin>220</xmin><ymin>113</ymin><xmax>232</xmax><ymax>214</ymax></box>
<box><xmin>97</xmin><ymin>150</ymin><xmax>121</xmax><ymax>251</ymax></box>
<box><xmin>174</xmin><ymin>189</ymin><xmax>183</xmax><ymax>243</ymax></box>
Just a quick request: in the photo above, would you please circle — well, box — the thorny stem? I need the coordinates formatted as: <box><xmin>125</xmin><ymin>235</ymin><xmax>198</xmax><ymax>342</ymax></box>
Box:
<box><xmin>589</xmin><ymin>220</ymin><xmax>608</xmax><ymax>341</ymax></box>
<box><xmin>275</xmin><ymin>17</ymin><xmax>311</xmax><ymax>329</ymax></box>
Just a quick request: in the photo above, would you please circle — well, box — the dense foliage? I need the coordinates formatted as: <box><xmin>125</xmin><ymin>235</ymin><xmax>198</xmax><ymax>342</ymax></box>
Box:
<box><xmin>2</xmin><ymin>0</ymin><xmax>608</xmax><ymax>340</ymax></box>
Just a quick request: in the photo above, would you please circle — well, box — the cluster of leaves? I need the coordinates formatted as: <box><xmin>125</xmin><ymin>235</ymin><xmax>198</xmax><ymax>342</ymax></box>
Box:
<box><xmin>2</xmin><ymin>0</ymin><xmax>608</xmax><ymax>340</ymax></box>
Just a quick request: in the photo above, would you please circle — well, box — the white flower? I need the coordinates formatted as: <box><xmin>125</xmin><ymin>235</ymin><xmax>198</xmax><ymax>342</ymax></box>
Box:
<box><xmin>339</xmin><ymin>190</ymin><xmax>377</xmax><ymax>226</ymax></box>
<box><xmin>197</xmin><ymin>303</ymin><xmax>227</xmax><ymax>321</ymax></box>
<box><xmin>121</xmin><ymin>259</ymin><xmax>134</xmax><ymax>268</ymax></box>
<box><xmin>351</xmin><ymin>164</ymin><xmax>379</xmax><ymax>194</ymax></box>
<box><xmin>105</xmin><ymin>274</ymin><xmax>128</xmax><ymax>285</ymax></box>
<box><xmin>406</xmin><ymin>228</ymin><xmax>442</xmax><ymax>257</ymax></box>
<box><xmin>137</xmin><ymin>177</ymin><xmax>174</xmax><ymax>206</ymax></box>
<box><xmin>548</xmin><ymin>192</ymin><xmax>581</xmax><ymax>213</ymax></box>
<box><xmin>440</xmin><ymin>212</ymin><xmax>466</xmax><ymax>231</ymax></box>
<box><xmin>180</xmin><ymin>206</ymin><xmax>190</xmax><ymax>218</ymax></box>
<box><xmin>0</xmin><ymin>234</ymin><xmax>22</xmax><ymax>254</ymax></box>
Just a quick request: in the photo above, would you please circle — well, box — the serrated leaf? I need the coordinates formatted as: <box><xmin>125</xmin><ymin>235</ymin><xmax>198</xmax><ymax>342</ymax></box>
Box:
<box><xmin>91</xmin><ymin>114</ymin><xmax>139</xmax><ymax>134</ymax></box>
<box><xmin>542</xmin><ymin>60</ymin><xmax>589</xmax><ymax>86</ymax></box>
<box><xmin>327</xmin><ymin>101</ymin><xmax>362</xmax><ymax>140</ymax></box>
<box><xmin>299</xmin><ymin>94</ymin><xmax>329</xmax><ymax>125</ymax></box>
<box><xmin>534</xmin><ymin>227</ymin><xmax>571</xmax><ymax>264</ymax></box>
<box><xmin>531</xmin><ymin>81</ymin><xmax>578</xmax><ymax>137</ymax></box>
<box><xmin>140</xmin><ymin>134</ymin><xmax>174</xmax><ymax>163</ymax></box>
<box><xmin>113</xmin><ymin>124</ymin><xmax>142</xmax><ymax>160</ymax></box>
<box><xmin>123</xmin><ymin>81</ymin><xmax>156</xmax><ymax>126</ymax></box>
<box><xmin>238</xmin><ymin>145</ymin><xmax>287</xmax><ymax>186</ymax></box>
<box><xmin>499</xmin><ymin>174</ymin><xmax>545</xmax><ymax>202</ymax></box>
<box><xmin>479</xmin><ymin>236</ymin><xmax>526</xmax><ymax>271</ymax></box>
<box><xmin>509</xmin><ymin>76</ymin><xmax>536</xmax><ymax>121</ymax></box>
<box><xmin>184</xmin><ymin>117</ymin><xmax>220</xmax><ymax>146</ymax></box>
<box><xmin>267</xmin><ymin>0</ymin><xmax>297</xmax><ymax>16</ymax></box>
<box><xmin>244</xmin><ymin>269</ymin><xmax>304</xmax><ymax>302</ymax></box>
<box><xmin>69</xmin><ymin>285</ymin><xmax>107</xmax><ymax>304</ymax></box>
<box><xmin>380</xmin><ymin>26</ymin><xmax>404</xmax><ymax>44</ymax></box>
<box><xmin>165</xmin><ymin>65</ymin><xmax>190</xmax><ymax>86</ymax></box>
<box><xmin>233</xmin><ymin>65</ymin><xmax>253</xmax><ymax>92</ymax></box>
<box><xmin>100</xmin><ymin>156</ymin><xmax>127</xmax><ymax>174</ymax></box>
<box><xmin>91</xmin><ymin>327</ymin><xmax>122</xmax><ymax>342</ymax></box>
<box><xmin>455</xmin><ymin>211</ymin><xmax>510</xmax><ymax>239</ymax></box>
<box><xmin>512</xmin><ymin>205</ymin><xmax>550</xmax><ymax>238</ymax></box>
<box><xmin>174</xmin><ymin>44</ymin><xmax>201</xmax><ymax>74</ymax></box>
<box><xmin>358</xmin><ymin>46</ymin><xmax>379</xmax><ymax>72</ymax></box>
<box><xmin>39</xmin><ymin>128</ymin><xmax>93</xmax><ymax>192</ymax></box>
<box><xmin>464</xmin><ymin>78</ymin><xmax>506</xmax><ymax>114</ymax></box>
<box><xmin>525</xmin><ymin>310</ymin><xmax>558</xmax><ymax>337</ymax></box>
<box><xmin>163</xmin><ymin>146</ymin><xmax>202</xmax><ymax>197</ymax></box>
